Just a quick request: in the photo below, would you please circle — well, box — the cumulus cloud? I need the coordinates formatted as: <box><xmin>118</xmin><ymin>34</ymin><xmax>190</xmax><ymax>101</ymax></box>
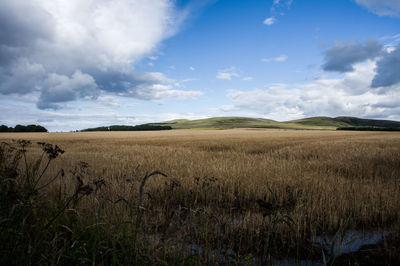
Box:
<box><xmin>355</xmin><ymin>0</ymin><xmax>400</xmax><ymax>17</ymax></box>
<box><xmin>216</xmin><ymin>67</ymin><xmax>240</xmax><ymax>80</ymax></box>
<box><xmin>322</xmin><ymin>39</ymin><xmax>400</xmax><ymax>88</ymax></box>
<box><xmin>322</xmin><ymin>40</ymin><xmax>382</xmax><ymax>72</ymax></box>
<box><xmin>37</xmin><ymin>71</ymin><xmax>99</xmax><ymax>109</ymax></box>
<box><xmin>372</xmin><ymin>43</ymin><xmax>400</xmax><ymax>87</ymax></box>
<box><xmin>223</xmin><ymin>60</ymin><xmax>400</xmax><ymax>121</ymax></box>
<box><xmin>0</xmin><ymin>0</ymin><xmax>200</xmax><ymax>109</ymax></box>
<box><xmin>96</xmin><ymin>95</ymin><xmax>121</xmax><ymax>107</ymax></box>
<box><xmin>0</xmin><ymin>58</ymin><xmax>46</xmax><ymax>94</ymax></box>
<box><xmin>261</xmin><ymin>55</ymin><xmax>288</xmax><ymax>63</ymax></box>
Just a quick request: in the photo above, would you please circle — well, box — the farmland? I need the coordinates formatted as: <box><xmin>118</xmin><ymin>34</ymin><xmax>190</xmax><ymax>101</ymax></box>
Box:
<box><xmin>1</xmin><ymin>129</ymin><xmax>400</xmax><ymax>264</ymax></box>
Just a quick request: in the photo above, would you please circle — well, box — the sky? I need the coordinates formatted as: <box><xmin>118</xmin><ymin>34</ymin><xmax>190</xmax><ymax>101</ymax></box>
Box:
<box><xmin>0</xmin><ymin>0</ymin><xmax>400</xmax><ymax>131</ymax></box>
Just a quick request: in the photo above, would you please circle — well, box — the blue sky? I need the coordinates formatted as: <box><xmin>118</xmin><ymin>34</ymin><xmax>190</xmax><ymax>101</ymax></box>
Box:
<box><xmin>0</xmin><ymin>0</ymin><xmax>400</xmax><ymax>131</ymax></box>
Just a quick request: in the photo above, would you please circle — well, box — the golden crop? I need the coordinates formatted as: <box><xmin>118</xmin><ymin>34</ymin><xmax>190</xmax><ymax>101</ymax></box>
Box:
<box><xmin>1</xmin><ymin>129</ymin><xmax>399</xmax><ymax>262</ymax></box>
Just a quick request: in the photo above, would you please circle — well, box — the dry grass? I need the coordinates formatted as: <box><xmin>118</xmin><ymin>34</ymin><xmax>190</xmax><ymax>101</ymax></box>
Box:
<box><xmin>1</xmin><ymin>128</ymin><xmax>400</xmax><ymax>263</ymax></box>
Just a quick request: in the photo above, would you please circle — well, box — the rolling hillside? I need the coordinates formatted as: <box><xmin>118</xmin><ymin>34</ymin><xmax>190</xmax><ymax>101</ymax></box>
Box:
<box><xmin>161</xmin><ymin>117</ymin><xmax>281</xmax><ymax>129</ymax></box>
<box><xmin>159</xmin><ymin>116</ymin><xmax>400</xmax><ymax>130</ymax></box>
<box><xmin>285</xmin><ymin>117</ymin><xmax>350</xmax><ymax>128</ymax></box>
<box><xmin>334</xmin><ymin>116</ymin><xmax>400</xmax><ymax>127</ymax></box>
<box><xmin>79</xmin><ymin>116</ymin><xmax>400</xmax><ymax>131</ymax></box>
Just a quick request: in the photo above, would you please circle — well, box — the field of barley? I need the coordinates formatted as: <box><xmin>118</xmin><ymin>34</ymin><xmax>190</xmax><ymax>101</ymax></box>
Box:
<box><xmin>1</xmin><ymin>129</ymin><xmax>400</xmax><ymax>264</ymax></box>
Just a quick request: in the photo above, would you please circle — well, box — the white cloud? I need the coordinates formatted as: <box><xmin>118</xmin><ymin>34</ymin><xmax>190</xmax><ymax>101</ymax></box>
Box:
<box><xmin>0</xmin><ymin>100</ymin><xmax>134</xmax><ymax>131</ymax></box>
<box><xmin>271</xmin><ymin>0</ymin><xmax>293</xmax><ymax>11</ymax></box>
<box><xmin>380</xmin><ymin>33</ymin><xmax>400</xmax><ymax>53</ymax></box>
<box><xmin>243</xmin><ymin>77</ymin><xmax>253</xmax><ymax>81</ymax></box>
<box><xmin>131</xmin><ymin>84</ymin><xmax>203</xmax><ymax>101</ymax></box>
<box><xmin>0</xmin><ymin>96</ymin><xmax>207</xmax><ymax>131</ymax></box>
<box><xmin>216</xmin><ymin>67</ymin><xmax>240</xmax><ymax>80</ymax></box>
<box><xmin>0</xmin><ymin>0</ymin><xmax>198</xmax><ymax>109</ymax></box>
<box><xmin>263</xmin><ymin>17</ymin><xmax>276</xmax><ymax>25</ymax></box>
<box><xmin>217</xmin><ymin>105</ymin><xmax>240</xmax><ymax>112</ymax></box>
<box><xmin>181</xmin><ymin>78</ymin><xmax>198</xmax><ymax>83</ymax></box>
<box><xmin>189</xmin><ymin>66</ymin><xmax>195</xmax><ymax>71</ymax></box>
<box><xmin>261</xmin><ymin>55</ymin><xmax>288</xmax><ymax>62</ymax></box>
<box><xmin>97</xmin><ymin>95</ymin><xmax>121</xmax><ymax>107</ymax></box>
<box><xmin>148</xmin><ymin>56</ymin><xmax>158</xmax><ymax>61</ymax></box>
<box><xmin>264</xmin><ymin>0</ymin><xmax>293</xmax><ymax>26</ymax></box>
<box><xmin>355</xmin><ymin>0</ymin><xmax>400</xmax><ymax>17</ymax></box>
<box><xmin>223</xmin><ymin>60</ymin><xmax>400</xmax><ymax>121</ymax></box>
<box><xmin>385</xmin><ymin>46</ymin><xmax>396</xmax><ymax>53</ymax></box>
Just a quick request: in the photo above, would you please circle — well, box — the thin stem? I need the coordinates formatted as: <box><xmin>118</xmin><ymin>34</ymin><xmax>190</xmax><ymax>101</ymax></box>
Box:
<box><xmin>36</xmin><ymin>168</ymin><xmax>62</xmax><ymax>191</ymax></box>
<box><xmin>22</xmin><ymin>146</ymin><xmax>30</xmax><ymax>186</ymax></box>
<box><xmin>33</xmin><ymin>158</ymin><xmax>52</xmax><ymax>190</ymax></box>
<box><xmin>44</xmin><ymin>192</ymin><xmax>83</xmax><ymax>230</ymax></box>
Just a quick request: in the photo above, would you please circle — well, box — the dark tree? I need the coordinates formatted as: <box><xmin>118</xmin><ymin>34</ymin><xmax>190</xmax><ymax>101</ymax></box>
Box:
<box><xmin>0</xmin><ymin>124</ymin><xmax>48</xmax><ymax>133</ymax></box>
<box><xmin>0</xmin><ymin>125</ymin><xmax>10</xmax><ymax>132</ymax></box>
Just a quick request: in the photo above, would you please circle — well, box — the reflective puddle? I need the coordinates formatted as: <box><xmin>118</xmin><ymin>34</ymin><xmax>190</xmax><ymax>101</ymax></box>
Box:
<box><xmin>187</xmin><ymin>230</ymin><xmax>385</xmax><ymax>265</ymax></box>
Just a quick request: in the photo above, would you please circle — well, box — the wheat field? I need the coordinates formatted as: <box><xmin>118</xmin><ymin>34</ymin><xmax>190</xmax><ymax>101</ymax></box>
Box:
<box><xmin>1</xmin><ymin>129</ymin><xmax>400</xmax><ymax>263</ymax></box>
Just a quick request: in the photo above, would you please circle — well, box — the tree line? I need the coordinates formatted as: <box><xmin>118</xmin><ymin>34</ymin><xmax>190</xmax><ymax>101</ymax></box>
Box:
<box><xmin>0</xmin><ymin>125</ymin><xmax>48</xmax><ymax>133</ymax></box>
<box><xmin>337</xmin><ymin>126</ymin><xmax>400</xmax><ymax>131</ymax></box>
<box><xmin>81</xmin><ymin>124</ymin><xmax>172</xmax><ymax>132</ymax></box>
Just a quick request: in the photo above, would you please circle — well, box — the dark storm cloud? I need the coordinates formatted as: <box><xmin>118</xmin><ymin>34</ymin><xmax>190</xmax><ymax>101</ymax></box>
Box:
<box><xmin>93</xmin><ymin>70</ymin><xmax>170</xmax><ymax>94</ymax></box>
<box><xmin>0</xmin><ymin>2</ymin><xmax>52</xmax><ymax>47</ymax></box>
<box><xmin>0</xmin><ymin>59</ymin><xmax>46</xmax><ymax>94</ymax></box>
<box><xmin>371</xmin><ymin>44</ymin><xmax>400</xmax><ymax>88</ymax></box>
<box><xmin>322</xmin><ymin>40</ymin><xmax>382</xmax><ymax>72</ymax></box>
<box><xmin>0</xmin><ymin>1</ymin><xmax>53</xmax><ymax>66</ymax></box>
<box><xmin>37</xmin><ymin>71</ymin><xmax>99</xmax><ymax>110</ymax></box>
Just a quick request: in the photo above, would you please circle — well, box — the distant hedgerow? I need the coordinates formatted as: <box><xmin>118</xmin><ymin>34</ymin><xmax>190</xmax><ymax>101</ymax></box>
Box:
<box><xmin>0</xmin><ymin>124</ymin><xmax>48</xmax><ymax>133</ymax></box>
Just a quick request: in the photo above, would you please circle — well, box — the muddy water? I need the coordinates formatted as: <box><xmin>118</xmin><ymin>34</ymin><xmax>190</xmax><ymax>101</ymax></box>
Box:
<box><xmin>314</xmin><ymin>230</ymin><xmax>384</xmax><ymax>256</ymax></box>
<box><xmin>187</xmin><ymin>230</ymin><xmax>385</xmax><ymax>265</ymax></box>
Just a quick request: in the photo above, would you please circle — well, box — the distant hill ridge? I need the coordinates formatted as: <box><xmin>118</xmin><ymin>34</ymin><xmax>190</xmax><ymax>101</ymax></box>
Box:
<box><xmin>79</xmin><ymin>116</ymin><xmax>400</xmax><ymax>131</ymax></box>
<box><xmin>160</xmin><ymin>116</ymin><xmax>400</xmax><ymax>130</ymax></box>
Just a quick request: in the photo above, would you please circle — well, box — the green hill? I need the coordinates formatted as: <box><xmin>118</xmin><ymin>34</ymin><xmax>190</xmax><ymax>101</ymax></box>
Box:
<box><xmin>162</xmin><ymin>116</ymin><xmax>331</xmax><ymax>130</ymax></box>
<box><xmin>160</xmin><ymin>116</ymin><xmax>400</xmax><ymax>130</ymax></box>
<box><xmin>285</xmin><ymin>117</ymin><xmax>350</xmax><ymax>128</ymax></box>
<box><xmin>78</xmin><ymin>116</ymin><xmax>400</xmax><ymax>131</ymax></box>
<box><xmin>333</xmin><ymin>116</ymin><xmax>400</xmax><ymax>128</ymax></box>
<box><xmin>162</xmin><ymin>117</ymin><xmax>281</xmax><ymax>129</ymax></box>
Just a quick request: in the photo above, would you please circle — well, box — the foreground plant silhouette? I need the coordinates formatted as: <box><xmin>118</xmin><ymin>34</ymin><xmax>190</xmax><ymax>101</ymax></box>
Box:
<box><xmin>0</xmin><ymin>141</ymin><xmax>126</xmax><ymax>265</ymax></box>
<box><xmin>0</xmin><ymin>140</ymin><xmax>179</xmax><ymax>265</ymax></box>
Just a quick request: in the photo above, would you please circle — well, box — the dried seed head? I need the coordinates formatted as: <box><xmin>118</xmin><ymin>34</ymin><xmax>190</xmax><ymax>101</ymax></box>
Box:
<box><xmin>38</xmin><ymin>142</ymin><xmax>65</xmax><ymax>159</ymax></box>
